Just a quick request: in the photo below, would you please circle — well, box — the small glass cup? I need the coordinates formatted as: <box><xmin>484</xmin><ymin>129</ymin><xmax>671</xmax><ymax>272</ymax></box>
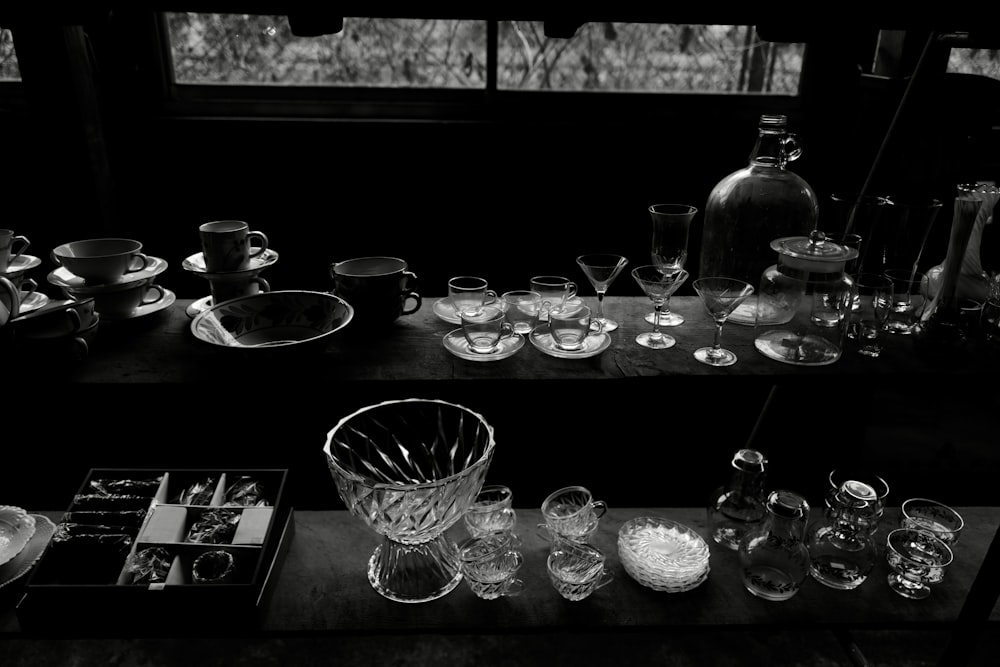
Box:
<box><xmin>530</xmin><ymin>275</ymin><xmax>577</xmax><ymax>320</ymax></box>
<box><xmin>547</xmin><ymin>303</ymin><xmax>603</xmax><ymax>352</ymax></box>
<box><xmin>900</xmin><ymin>498</ymin><xmax>964</xmax><ymax>546</ymax></box>
<box><xmin>846</xmin><ymin>272</ymin><xmax>893</xmax><ymax>357</ymax></box>
<box><xmin>458</xmin><ymin>532</ymin><xmax>525</xmax><ymax>600</ymax></box>
<box><xmin>464</xmin><ymin>485</ymin><xmax>517</xmax><ymax>538</ymax></box>
<box><xmin>500</xmin><ymin>290</ymin><xmax>542</xmax><ymax>335</ymax></box>
<box><xmin>885</xmin><ymin>528</ymin><xmax>953</xmax><ymax>600</ymax></box>
<box><xmin>884</xmin><ymin>269</ymin><xmax>929</xmax><ymax>335</ymax></box>
<box><xmin>449</xmin><ymin>276</ymin><xmax>498</xmax><ymax>316</ymax></box>
<box><xmin>541</xmin><ymin>485</ymin><xmax>607</xmax><ymax>543</ymax></box>
<box><xmin>547</xmin><ymin>541</ymin><xmax>614</xmax><ymax>601</ymax></box>
<box><xmin>191</xmin><ymin>549</ymin><xmax>235</xmax><ymax>584</ymax></box>
<box><xmin>460</xmin><ymin>305</ymin><xmax>514</xmax><ymax>354</ymax></box>
<box><xmin>827</xmin><ymin>468</ymin><xmax>890</xmax><ymax>535</ymax></box>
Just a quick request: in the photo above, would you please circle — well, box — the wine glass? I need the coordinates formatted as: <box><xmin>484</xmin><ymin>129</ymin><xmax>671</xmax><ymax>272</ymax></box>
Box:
<box><xmin>631</xmin><ymin>265</ymin><xmax>689</xmax><ymax>349</ymax></box>
<box><xmin>692</xmin><ymin>277</ymin><xmax>754</xmax><ymax>367</ymax></box>
<box><xmin>646</xmin><ymin>204</ymin><xmax>698</xmax><ymax>327</ymax></box>
<box><xmin>576</xmin><ymin>254</ymin><xmax>629</xmax><ymax>332</ymax></box>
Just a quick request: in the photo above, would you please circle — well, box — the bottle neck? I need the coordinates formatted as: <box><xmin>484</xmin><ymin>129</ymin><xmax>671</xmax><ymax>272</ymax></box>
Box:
<box><xmin>749</xmin><ymin>130</ymin><xmax>788</xmax><ymax>169</ymax></box>
<box><xmin>729</xmin><ymin>468</ymin><xmax>766</xmax><ymax>499</ymax></box>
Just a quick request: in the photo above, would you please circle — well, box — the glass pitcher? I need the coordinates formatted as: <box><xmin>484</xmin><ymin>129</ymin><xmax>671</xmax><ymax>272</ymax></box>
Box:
<box><xmin>738</xmin><ymin>489</ymin><xmax>811</xmax><ymax>601</ymax></box>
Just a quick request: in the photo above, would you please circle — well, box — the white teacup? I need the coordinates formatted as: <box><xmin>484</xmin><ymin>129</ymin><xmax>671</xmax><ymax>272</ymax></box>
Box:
<box><xmin>89</xmin><ymin>281</ymin><xmax>167</xmax><ymax>318</ymax></box>
<box><xmin>13</xmin><ymin>297</ymin><xmax>96</xmax><ymax>339</ymax></box>
<box><xmin>209</xmin><ymin>275</ymin><xmax>270</xmax><ymax>305</ymax></box>
<box><xmin>51</xmin><ymin>238</ymin><xmax>151</xmax><ymax>285</ymax></box>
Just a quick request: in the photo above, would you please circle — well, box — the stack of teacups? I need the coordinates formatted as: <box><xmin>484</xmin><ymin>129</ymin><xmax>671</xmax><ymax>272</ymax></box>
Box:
<box><xmin>457</xmin><ymin>485</ymin><xmax>524</xmax><ymax>600</ymax></box>
<box><xmin>540</xmin><ymin>485</ymin><xmax>614</xmax><ymax>601</ymax></box>
<box><xmin>617</xmin><ymin>516</ymin><xmax>711</xmax><ymax>593</ymax></box>
<box><xmin>10</xmin><ymin>296</ymin><xmax>101</xmax><ymax>363</ymax></box>
<box><xmin>182</xmin><ymin>220</ymin><xmax>276</xmax><ymax>316</ymax></box>
<box><xmin>0</xmin><ymin>228</ymin><xmax>47</xmax><ymax>319</ymax></box>
<box><xmin>47</xmin><ymin>238</ymin><xmax>172</xmax><ymax>323</ymax></box>
<box><xmin>538</xmin><ymin>485</ymin><xmax>607</xmax><ymax>545</ymax></box>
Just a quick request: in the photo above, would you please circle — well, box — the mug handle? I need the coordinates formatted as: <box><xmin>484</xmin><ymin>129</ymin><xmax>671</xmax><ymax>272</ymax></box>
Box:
<box><xmin>591</xmin><ymin>500</ymin><xmax>608</xmax><ymax>520</ymax></box>
<box><xmin>141</xmin><ymin>284</ymin><xmax>167</xmax><ymax>306</ymax></box>
<box><xmin>247</xmin><ymin>230</ymin><xmax>269</xmax><ymax>259</ymax></box>
<box><xmin>402</xmin><ymin>291</ymin><xmax>422</xmax><ymax>315</ymax></box>
<box><xmin>10</xmin><ymin>235</ymin><xmax>30</xmax><ymax>262</ymax></box>
<box><xmin>125</xmin><ymin>252</ymin><xmax>152</xmax><ymax>274</ymax></box>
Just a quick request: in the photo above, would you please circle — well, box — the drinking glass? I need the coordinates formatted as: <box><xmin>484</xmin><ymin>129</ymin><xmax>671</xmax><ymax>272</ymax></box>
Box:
<box><xmin>884</xmin><ymin>269</ymin><xmax>929</xmax><ymax>335</ymax></box>
<box><xmin>631</xmin><ymin>265</ymin><xmax>689</xmax><ymax>349</ymax></box>
<box><xmin>576</xmin><ymin>254</ymin><xmax>628</xmax><ymax>332</ymax></box>
<box><xmin>900</xmin><ymin>498</ymin><xmax>964</xmax><ymax>546</ymax></box>
<box><xmin>646</xmin><ymin>204</ymin><xmax>698</xmax><ymax>326</ymax></box>
<box><xmin>885</xmin><ymin>528</ymin><xmax>953</xmax><ymax>600</ymax></box>
<box><xmin>692</xmin><ymin>277</ymin><xmax>754</xmax><ymax>367</ymax></box>
<box><xmin>847</xmin><ymin>272</ymin><xmax>893</xmax><ymax>357</ymax></box>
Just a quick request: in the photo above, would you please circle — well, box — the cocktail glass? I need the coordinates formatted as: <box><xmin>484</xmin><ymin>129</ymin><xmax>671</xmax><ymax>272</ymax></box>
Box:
<box><xmin>646</xmin><ymin>204</ymin><xmax>697</xmax><ymax>327</ymax></box>
<box><xmin>692</xmin><ymin>277</ymin><xmax>754</xmax><ymax>367</ymax></box>
<box><xmin>885</xmin><ymin>528</ymin><xmax>953</xmax><ymax>600</ymax></box>
<box><xmin>323</xmin><ymin>398</ymin><xmax>495</xmax><ymax>603</ymax></box>
<box><xmin>576</xmin><ymin>253</ymin><xmax>629</xmax><ymax>332</ymax></box>
<box><xmin>631</xmin><ymin>264</ymin><xmax>689</xmax><ymax>349</ymax></box>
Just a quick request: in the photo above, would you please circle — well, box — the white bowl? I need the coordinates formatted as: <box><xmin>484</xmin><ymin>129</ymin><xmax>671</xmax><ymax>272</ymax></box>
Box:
<box><xmin>190</xmin><ymin>289</ymin><xmax>354</xmax><ymax>350</ymax></box>
<box><xmin>0</xmin><ymin>506</ymin><xmax>37</xmax><ymax>567</ymax></box>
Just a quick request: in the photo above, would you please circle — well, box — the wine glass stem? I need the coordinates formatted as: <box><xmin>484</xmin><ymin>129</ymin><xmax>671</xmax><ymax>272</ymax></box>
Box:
<box><xmin>596</xmin><ymin>291</ymin><xmax>606</xmax><ymax>320</ymax></box>
<box><xmin>653</xmin><ymin>304</ymin><xmax>662</xmax><ymax>337</ymax></box>
<box><xmin>713</xmin><ymin>322</ymin><xmax>724</xmax><ymax>353</ymax></box>
<box><xmin>663</xmin><ymin>295</ymin><xmax>672</xmax><ymax>315</ymax></box>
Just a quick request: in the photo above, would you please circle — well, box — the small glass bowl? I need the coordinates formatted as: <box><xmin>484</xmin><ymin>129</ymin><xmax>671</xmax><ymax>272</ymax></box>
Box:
<box><xmin>900</xmin><ymin>498</ymin><xmax>964</xmax><ymax>546</ymax></box>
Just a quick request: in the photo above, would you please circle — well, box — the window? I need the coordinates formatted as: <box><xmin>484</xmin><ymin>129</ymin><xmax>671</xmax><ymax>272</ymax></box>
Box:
<box><xmin>0</xmin><ymin>27</ymin><xmax>20</xmax><ymax>81</ymax></box>
<box><xmin>948</xmin><ymin>47</ymin><xmax>1000</xmax><ymax>81</ymax></box>
<box><xmin>165</xmin><ymin>14</ymin><xmax>803</xmax><ymax>95</ymax></box>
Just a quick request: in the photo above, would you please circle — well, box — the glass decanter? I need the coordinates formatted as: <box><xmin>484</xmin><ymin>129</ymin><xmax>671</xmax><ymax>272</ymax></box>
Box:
<box><xmin>707</xmin><ymin>448</ymin><xmax>768</xmax><ymax>550</ymax></box>
<box><xmin>700</xmin><ymin>114</ymin><xmax>819</xmax><ymax>326</ymax></box>
<box><xmin>806</xmin><ymin>480</ymin><xmax>879</xmax><ymax>590</ymax></box>
<box><xmin>738</xmin><ymin>489</ymin><xmax>811</xmax><ymax>601</ymax></box>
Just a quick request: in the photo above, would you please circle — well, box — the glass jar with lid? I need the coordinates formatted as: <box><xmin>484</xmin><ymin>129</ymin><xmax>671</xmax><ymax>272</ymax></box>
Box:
<box><xmin>753</xmin><ymin>230</ymin><xmax>859</xmax><ymax>366</ymax></box>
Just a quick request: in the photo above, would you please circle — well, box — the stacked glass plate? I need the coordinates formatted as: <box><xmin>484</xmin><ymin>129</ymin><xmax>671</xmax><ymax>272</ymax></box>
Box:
<box><xmin>618</xmin><ymin>516</ymin><xmax>711</xmax><ymax>593</ymax></box>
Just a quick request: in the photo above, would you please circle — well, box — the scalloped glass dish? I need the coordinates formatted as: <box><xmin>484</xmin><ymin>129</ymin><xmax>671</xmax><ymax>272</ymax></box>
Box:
<box><xmin>0</xmin><ymin>506</ymin><xmax>37</xmax><ymax>567</ymax></box>
<box><xmin>618</xmin><ymin>516</ymin><xmax>710</xmax><ymax>592</ymax></box>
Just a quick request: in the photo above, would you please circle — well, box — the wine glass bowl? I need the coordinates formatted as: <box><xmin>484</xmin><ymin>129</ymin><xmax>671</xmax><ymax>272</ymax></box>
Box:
<box><xmin>885</xmin><ymin>528</ymin><xmax>953</xmax><ymax>600</ymax></box>
<box><xmin>692</xmin><ymin>277</ymin><xmax>754</xmax><ymax>367</ymax></box>
<box><xmin>576</xmin><ymin>254</ymin><xmax>629</xmax><ymax>332</ymax></box>
<box><xmin>646</xmin><ymin>204</ymin><xmax>698</xmax><ymax>327</ymax></box>
<box><xmin>631</xmin><ymin>265</ymin><xmax>689</xmax><ymax>349</ymax></box>
<box><xmin>323</xmin><ymin>398</ymin><xmax>496</xmax><ymax>603</ymax></box>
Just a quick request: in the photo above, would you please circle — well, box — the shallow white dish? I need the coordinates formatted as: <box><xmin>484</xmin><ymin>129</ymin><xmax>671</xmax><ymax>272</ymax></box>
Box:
<box><xmin>443</xmin><ymin>328</ymin><xmax>524</xmax><ymax>361</ymax></box>
<box><xmin>47</xmin><ymin>256</ymin><xmax>168</xmax><ymax>294</ymax></box>
<box><xmin>18</xmin><ymin>291</ymin><xmax>49</xmax><ymax>315</ymax></box>
<box><xmin>618</xmin><ymin>516</ymin><xmax>711</xmax><ymax>593</ymax></box>
<box><xmin>0</xmin><ymin>506</ymin><xmax>36</xmax><ymax>568</ymax></box>
<box><xmin>101</xmin><ymin>288</ymin><xmax>177</xmax><ymax>322</ymax></box>
<box><xmin>0</xmin><ymin>514</ymin><xmax>55</xmax><ymax>590</ymax></box>
<box><xmin>182</xmin><ymin>249</ymin><xmax>279</xmax><ymax>276</ymax></box>
<box><xmin>1</xmin><ymin>254</ymin><xmax>41</xmax><ymax>278</ymax></box>
<box><xmin>529</xmin><ymin>324</ymin><xmax>611</xmax><ymax>359</ymax></box>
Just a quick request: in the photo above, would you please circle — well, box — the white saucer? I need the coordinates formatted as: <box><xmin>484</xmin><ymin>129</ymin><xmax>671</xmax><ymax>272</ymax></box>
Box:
<box><xmin>433</xmin><ymin>298</ymin><xmax>460</xmax><ymax>324</ymax></box>
<box><xmin>18</xmin><ymin>291</ymin><xmax>49</xmax><ymax>314</ymax></box>
<box><xmin>101</xmin><ymin>288</ymin><xmax>177</xmax><ymax>322</ymax></box>
<box><xmin>1</xmin><ymin>254</ymin><xmax>41</xmax><ymax>278</ymax></box>
<box><xmin>186</xmin><ymin>295</ymin><xmax>214</xmax><ymax>318</ymax></box>
<box><xmin>47</xmin><ymin>256</ymin><xmax>169</xmax><ymax>294</ymax></box>
<box><xmin>443</xmin><ymin>328</ymin><xmax>524</xmax><ymax>361</ymax></box>
<box><xmin>182</xmin><ymin>249</ymin><xmax>279</xmax><ymax>276</ymax></box>
<box><xmin>529</xmin><ymin>324</ymin><xmax>611</xmax><ymax>359</ymax></box>
<box><xmin>0</xmin><ymin>514</ymin><xmax>55</xmax><ymax>590</ymax></box>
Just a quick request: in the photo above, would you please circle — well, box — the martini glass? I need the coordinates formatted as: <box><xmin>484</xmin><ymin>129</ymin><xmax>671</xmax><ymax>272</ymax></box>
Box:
<box><xmin>646</xmin><ymin>204</ymin><xmax>698</xmax><ymax>327</ymax></box>
<box><xmin>576</xmin><ymin>254</ymin><xmax>629</xmax><ymax>332</ymax></box>
<box><xmin>692</xmin><ymin>277</ymin><xmax>754</xmax><ymax>367</ymax></box>
<box><xmin>631</xmin><ymin>265</ymin><xmax>689</xmax><ymax>349</ymax></box>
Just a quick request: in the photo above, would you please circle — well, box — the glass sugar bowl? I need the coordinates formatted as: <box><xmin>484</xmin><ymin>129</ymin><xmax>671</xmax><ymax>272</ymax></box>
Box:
<box><xmin>754</xmin><ymin>230</ymin><xmax>858</xmax><ymax>366</ymax></box>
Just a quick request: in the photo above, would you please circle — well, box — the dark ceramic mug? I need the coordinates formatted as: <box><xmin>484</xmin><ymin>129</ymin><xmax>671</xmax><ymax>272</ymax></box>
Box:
<box><xmin>330</xmin><ymin>256</ymin><xmax>421</xmax><ymax>328</ymax></box>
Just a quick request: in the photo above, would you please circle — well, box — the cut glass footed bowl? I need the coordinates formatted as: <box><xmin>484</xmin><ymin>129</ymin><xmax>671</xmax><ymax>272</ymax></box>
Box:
<box><xmin>323</xmin><ymin>398</ymin><xmax>495</xmax><ymax>603</ymax></box>
<box><xmin>0</xmin><ymin>506</ymin><xmax>37</xmax><ymax>568</ymax></box>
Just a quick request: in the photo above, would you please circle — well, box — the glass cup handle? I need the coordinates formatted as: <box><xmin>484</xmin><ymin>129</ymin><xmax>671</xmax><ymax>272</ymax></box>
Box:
<box><xmin>566</xmin><ymin>282</ymin><xmax>578</xmax><ymax>300</ymax></box>
<box><xmin>591</xmin><ymin>500</ymin><xmax>608</xmax><ymax>519</ymax></box>
<box><xmin>588</xmin><ymin>319</ymin><xmax>605</xmax><ymax>337</ymax></box>
<box><xmin>596</xmin><ymin>567</ymin><xmax>614</xmax><ymax>590</ymax></box>
<box><xmin>484</xmin><ymin>289</ymin><xmax>499</xmax><ymax>306</ymax></box>
<box><xmin>503</xmin><ymin>577</ymin><xmax>526</xmax><ymax>597</ymax></box>
<box><xmin>500</xmin><ymin>320</ymin><xmax>515</xmax><ymax>340</ymax></box>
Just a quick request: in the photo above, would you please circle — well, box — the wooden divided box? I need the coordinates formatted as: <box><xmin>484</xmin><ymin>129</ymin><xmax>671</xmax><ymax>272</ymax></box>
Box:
<box><xmin>17</xmin><ymin>468</ymin><xmax>293</xmax><ymax>634</ymax></box>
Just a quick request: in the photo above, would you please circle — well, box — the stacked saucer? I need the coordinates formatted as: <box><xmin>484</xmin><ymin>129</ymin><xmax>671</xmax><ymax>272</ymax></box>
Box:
<box><xmin>47</xmin><ymin>238</ymin><xmax>174</xmax><ymax>323</ymax></box>
<box><xmin>2</xmin><ymin>253</ymin><xmax>49</xmax><ymax>317</ymax></box>
<box><xmin>182</xmin><ymin>248</ymin><xmax>279</xmax><ymax>318</ymax></box>
<box><xmin>618</xmin><ymin>516</ymin><xmax>711</xmax><ymax>593</ymax></box>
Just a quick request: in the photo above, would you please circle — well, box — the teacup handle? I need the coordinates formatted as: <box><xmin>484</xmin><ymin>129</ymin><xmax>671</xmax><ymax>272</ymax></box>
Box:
<box><xmin>10</xmin><ymin>235</ymin><xmax>29</xmax><ymax>262</ymax></box>
<box><xmin>502</xmin><ymin>577</ymin><xmax>526</xmax><ymax>598</ymax></box>
<box><xmin>499</xmin><ymin>320</ymin><xmax>515</xmax><ymax>340</ymax></box>
<box><xmin>71</xmin><ymin>335</ymin><xmax>89</xmax><ymax>362</ymax></box>
<box><xmin>255</xmin><ymin>276</ymin><xmax>271</xmax><ymax>293</ymax></box>
<box><xmin>18</xmin><ymin>277</ymin><xmax>38</xmax><ymax>300</ymax></box>
<box><xmin>125</xmin><ymin>252</ymin><xmax>152</xmax><ymax>274</ymax></box>
<box><xmin>247</xmin><ymin>230</ymin><xmax>269</xmax><ymax>259</ymax></box>
<box><xmin>588</xmin><ymin>318</ymin><xmax>605</xmax><ymax>337</ymax></box>
<box><xmin>565</xmin><ymin>282</ymin><xmax>578</xmax><ymax>300</ymax></box>
<box><xmin>595</xmin><ymin>567</ymin><xmax>614</xmax><ymax>591</ymax></box>
<box><xmin>402</xmin><ymin>270</ymin><xmax>422</xmax><ymax>315</ymax></box>
<box><xmin>483</xmin><ymin>289</ymin><xmax>499</xmax><ymax>306</ymax></box>
<box><xmin>65</xmin><ymin>308</ymin><xmax>83</xmax><ymax>334</ymax></box>
<box><xmin>141</xmin><ymin>284</ymin><xmax>167</xmax><ymax>306</ymax></box>
<box><xmin>591</xmin><ymin>500</ymin><xmax>608</xmax><ymax>520</ymax></box>
<box><xmin>0</xmin><ymin>276</ymin><xmax>19</xmax><ymax>323</ymax></box>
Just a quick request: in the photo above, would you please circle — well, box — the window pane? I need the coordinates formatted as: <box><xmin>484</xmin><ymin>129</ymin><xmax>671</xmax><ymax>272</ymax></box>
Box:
<box><xmin>948</xmin><ymin>48</ymin><xmax>1000</xmax><ymax>82</ymax></box>
<box><xmin>1</xmin><ymin>27</ymin><xmax>20</xmax><ymax>81</ymax></box>
<box><xmin>497</xmin><ymin>23</ymin><xmax>802</xmax><ymax>93</ymax></box>
<box><xmin>167</xmin><ymin>14</ymin><xmax>487</xmax><ymax>88</ymax></box>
